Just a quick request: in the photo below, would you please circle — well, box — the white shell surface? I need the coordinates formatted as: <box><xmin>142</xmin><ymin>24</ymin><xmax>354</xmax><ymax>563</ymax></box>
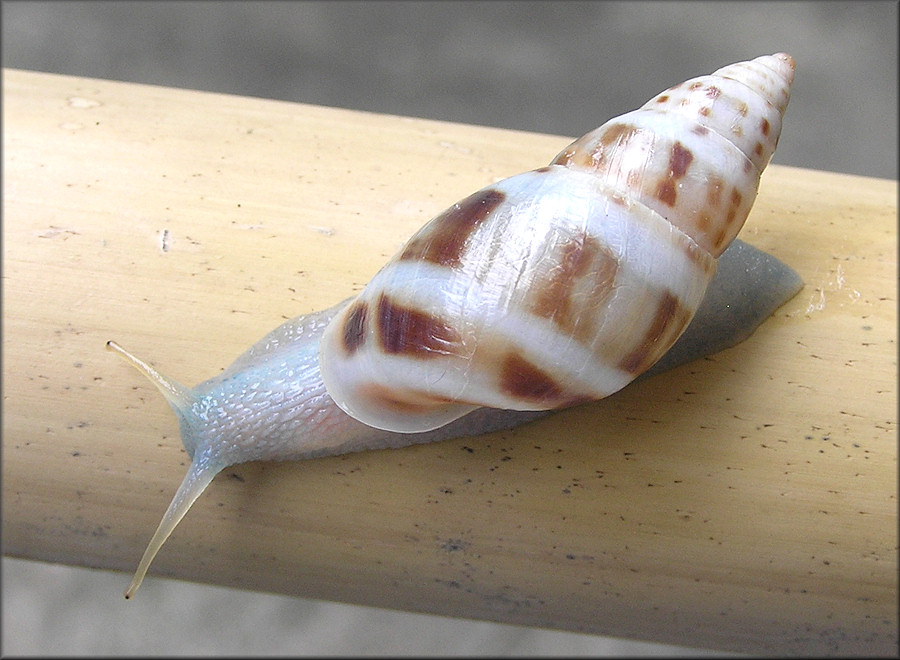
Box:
<box><xmin>319</xmin><ymin>167</ymin><xmax>714</xmax><ymax>432</ymax></box>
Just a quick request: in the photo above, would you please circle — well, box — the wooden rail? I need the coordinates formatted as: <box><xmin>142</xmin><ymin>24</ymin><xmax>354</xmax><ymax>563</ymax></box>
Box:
<box><xmin>2</xmin><ymin>68</ymin><xmax>896</xmax><ymax>655</ymax></box>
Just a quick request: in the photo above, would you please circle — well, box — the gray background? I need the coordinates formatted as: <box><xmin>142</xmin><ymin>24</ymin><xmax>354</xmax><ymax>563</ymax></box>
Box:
<box><xmin>2</xmin><ymin>1</ymin><xmax>896</xmax><ymax>655</ymax></box>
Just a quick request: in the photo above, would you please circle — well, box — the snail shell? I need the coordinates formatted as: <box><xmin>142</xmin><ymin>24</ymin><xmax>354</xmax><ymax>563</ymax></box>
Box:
<box><xmin>319</xmin><ymin>53</ymin><xmax>794</xmax><ymax>433</ymax></box>
<box><xmin>109</xmin><ymin>53</ymin><xmax>795</xmax><ymax>597</ymax></box>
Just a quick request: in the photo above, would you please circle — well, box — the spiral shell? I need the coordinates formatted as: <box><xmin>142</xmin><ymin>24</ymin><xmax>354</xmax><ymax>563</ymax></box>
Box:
<box><xmin>319</xmin><ymin>53</ymin><xmax>795</xmax><ymax>433</ymax></box>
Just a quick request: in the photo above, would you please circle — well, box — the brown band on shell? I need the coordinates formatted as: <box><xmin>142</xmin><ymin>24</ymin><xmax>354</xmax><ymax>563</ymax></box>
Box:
<box><xmin>655</xmin><ymin>141</ymin><xmax>694</xmax><ymax>207</ymax></box>
<box><xmin>725</xmin><ymin>187</ymin><xmax>744</xmax><ymax>225</ymax></box>
<box><xmin>619</xmin><ymin>290</ymin><xmax>693</xmax><ymax>375</ymax></box>
<box><xmin>597</xmin><ymin>122</ymin><xmax>643</xmax><ymax>151</ymax></box>
<box><xmin>711</xmin><ymin>223</ymin><xmax>730</xmax><ymax>253</ymax></box>
<box><xmin>552</xmin><ymin>122</ymin><xmax>642</xmax><ymax>172</ymax></box>
<box><xmin>529</xmin><ymin>232</ymin><xmax>619</xmax><ymax>345</ymax></box>
<box><xmin>499</xmin><ymin>352</ymin><xmax>564</xmax><ymax>403</ymax></box>
<box><xmin>376</xmin><ymin>294</ymin><xmax>462</xmax><ymax>358</ymax></box>
<box><xmin>356</xmin><ymin>383</ymin><xmax>457</xmax><ymax>416</ymax></box>
<box><xmin>705</xmin><ymin>174</ymin><xmax>725</xmax><ymax>207</ymax></box>
<box><xmin>399</xmin><ymin>188</ymin><xmax>506</xmax><ymax>267</ymax></box>
<box><xmin>697</xmin><ymin>212</ymin><xmax>713</xmax><ymax>234</ymax></box>
<box><xmin>669</xmin><ymin>141</ymin><xmax>695</xmax><ymax>178</ymax></box>
<box><xmin>341</xmin><ymin>301</ymin><xmax>369</xmax><ymax>354</ymax></box>
<box><xmin>656</xmin><ymin>181</ymin><xmax>677</xmax><ymax>207</ymax></box>
<box><xmin>680</xmin><ymin>234</ymin><xmax>715</xmax><ymax>273</ymax></box>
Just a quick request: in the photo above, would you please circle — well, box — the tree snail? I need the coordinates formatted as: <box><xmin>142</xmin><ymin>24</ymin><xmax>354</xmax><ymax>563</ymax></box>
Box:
<box><xmin>109</xmin><ymin>53</ymin><xmax>797</xmax><ymax>598</ymax></box>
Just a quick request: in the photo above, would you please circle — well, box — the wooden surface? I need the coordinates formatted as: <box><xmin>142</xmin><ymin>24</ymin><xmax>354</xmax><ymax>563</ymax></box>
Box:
<box><xmin>3</xmin><ymin>68</ymin><xmax>896</xmax><ymax>655</ymax></box>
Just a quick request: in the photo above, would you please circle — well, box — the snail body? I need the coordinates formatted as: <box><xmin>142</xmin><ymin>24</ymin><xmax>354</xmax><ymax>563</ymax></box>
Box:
<box><xmin>110</xmin><ymin>54</ymin><xmax>795</xmax><ymax>597</ymax></box>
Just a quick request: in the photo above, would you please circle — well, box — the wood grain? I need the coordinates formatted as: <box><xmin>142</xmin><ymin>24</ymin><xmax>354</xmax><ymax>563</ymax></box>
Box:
<box><xmin>2</xmin><ymin>68</ymin><xmax>896</xmax><ymax>655</ymax></box>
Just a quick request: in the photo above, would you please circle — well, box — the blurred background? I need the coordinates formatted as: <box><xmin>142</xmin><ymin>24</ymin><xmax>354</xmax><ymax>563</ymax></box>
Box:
<box><xmin>2</xmin><ymin>1</ymin><xmax>896</xmax><ymax>655</ymax></box>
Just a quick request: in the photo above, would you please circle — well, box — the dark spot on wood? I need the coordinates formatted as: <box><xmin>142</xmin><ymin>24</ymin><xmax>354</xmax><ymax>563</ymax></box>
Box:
<box><xmin>441</xmin><ymin>538</ymin><xmax>469</xmax><ymax>553</ymax></box>
<box><xmin>399</xmin><ymin>188</ymin><xmax>506</xmax><ymax>267</ymax></box>
<box><xmin>341</xmin><ymin>301</ymin><xmax>368</xmax><ymax>354</ymax></box>
<box><xmin>376</xmin><ymin>294</ymin><xmax>461</xmax><ymax>357</ymax></box>
<box><xmin>500</xmin><ymin>353</ymin><xmax>564</xmax><ymax>402</ymax></box>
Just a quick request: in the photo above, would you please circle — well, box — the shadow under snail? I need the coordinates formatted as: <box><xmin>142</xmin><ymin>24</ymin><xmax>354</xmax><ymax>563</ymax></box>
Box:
<box><xmin>109</xmin><ymin>53</ymin><xmax>800</xmax><ymax>598</ymax></box>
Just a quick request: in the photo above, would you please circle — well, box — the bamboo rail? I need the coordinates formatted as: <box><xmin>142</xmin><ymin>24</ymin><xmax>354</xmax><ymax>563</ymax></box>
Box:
<box><xmin>2</xmin><ymin>69</ymin><xmax>896</xmax><ymax>655</ymax></box>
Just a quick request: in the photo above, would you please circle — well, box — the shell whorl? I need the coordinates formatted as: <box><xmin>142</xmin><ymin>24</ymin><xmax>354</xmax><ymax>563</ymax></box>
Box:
<box><xmin>319</xmin><ymin>54</ymin><xmax>794</xmax><ymax>433</ymax></box>
<box><xmin>552</xmin><ymin>53</ymin><xmax>795</xmax><ymax>256</ymax></box>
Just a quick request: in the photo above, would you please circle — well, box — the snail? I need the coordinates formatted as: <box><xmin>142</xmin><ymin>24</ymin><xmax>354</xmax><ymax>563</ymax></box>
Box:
<box><xmin>109</xmin><ymin>53</ymin><xmax>796</xmax><ymax>598</ymax></box>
